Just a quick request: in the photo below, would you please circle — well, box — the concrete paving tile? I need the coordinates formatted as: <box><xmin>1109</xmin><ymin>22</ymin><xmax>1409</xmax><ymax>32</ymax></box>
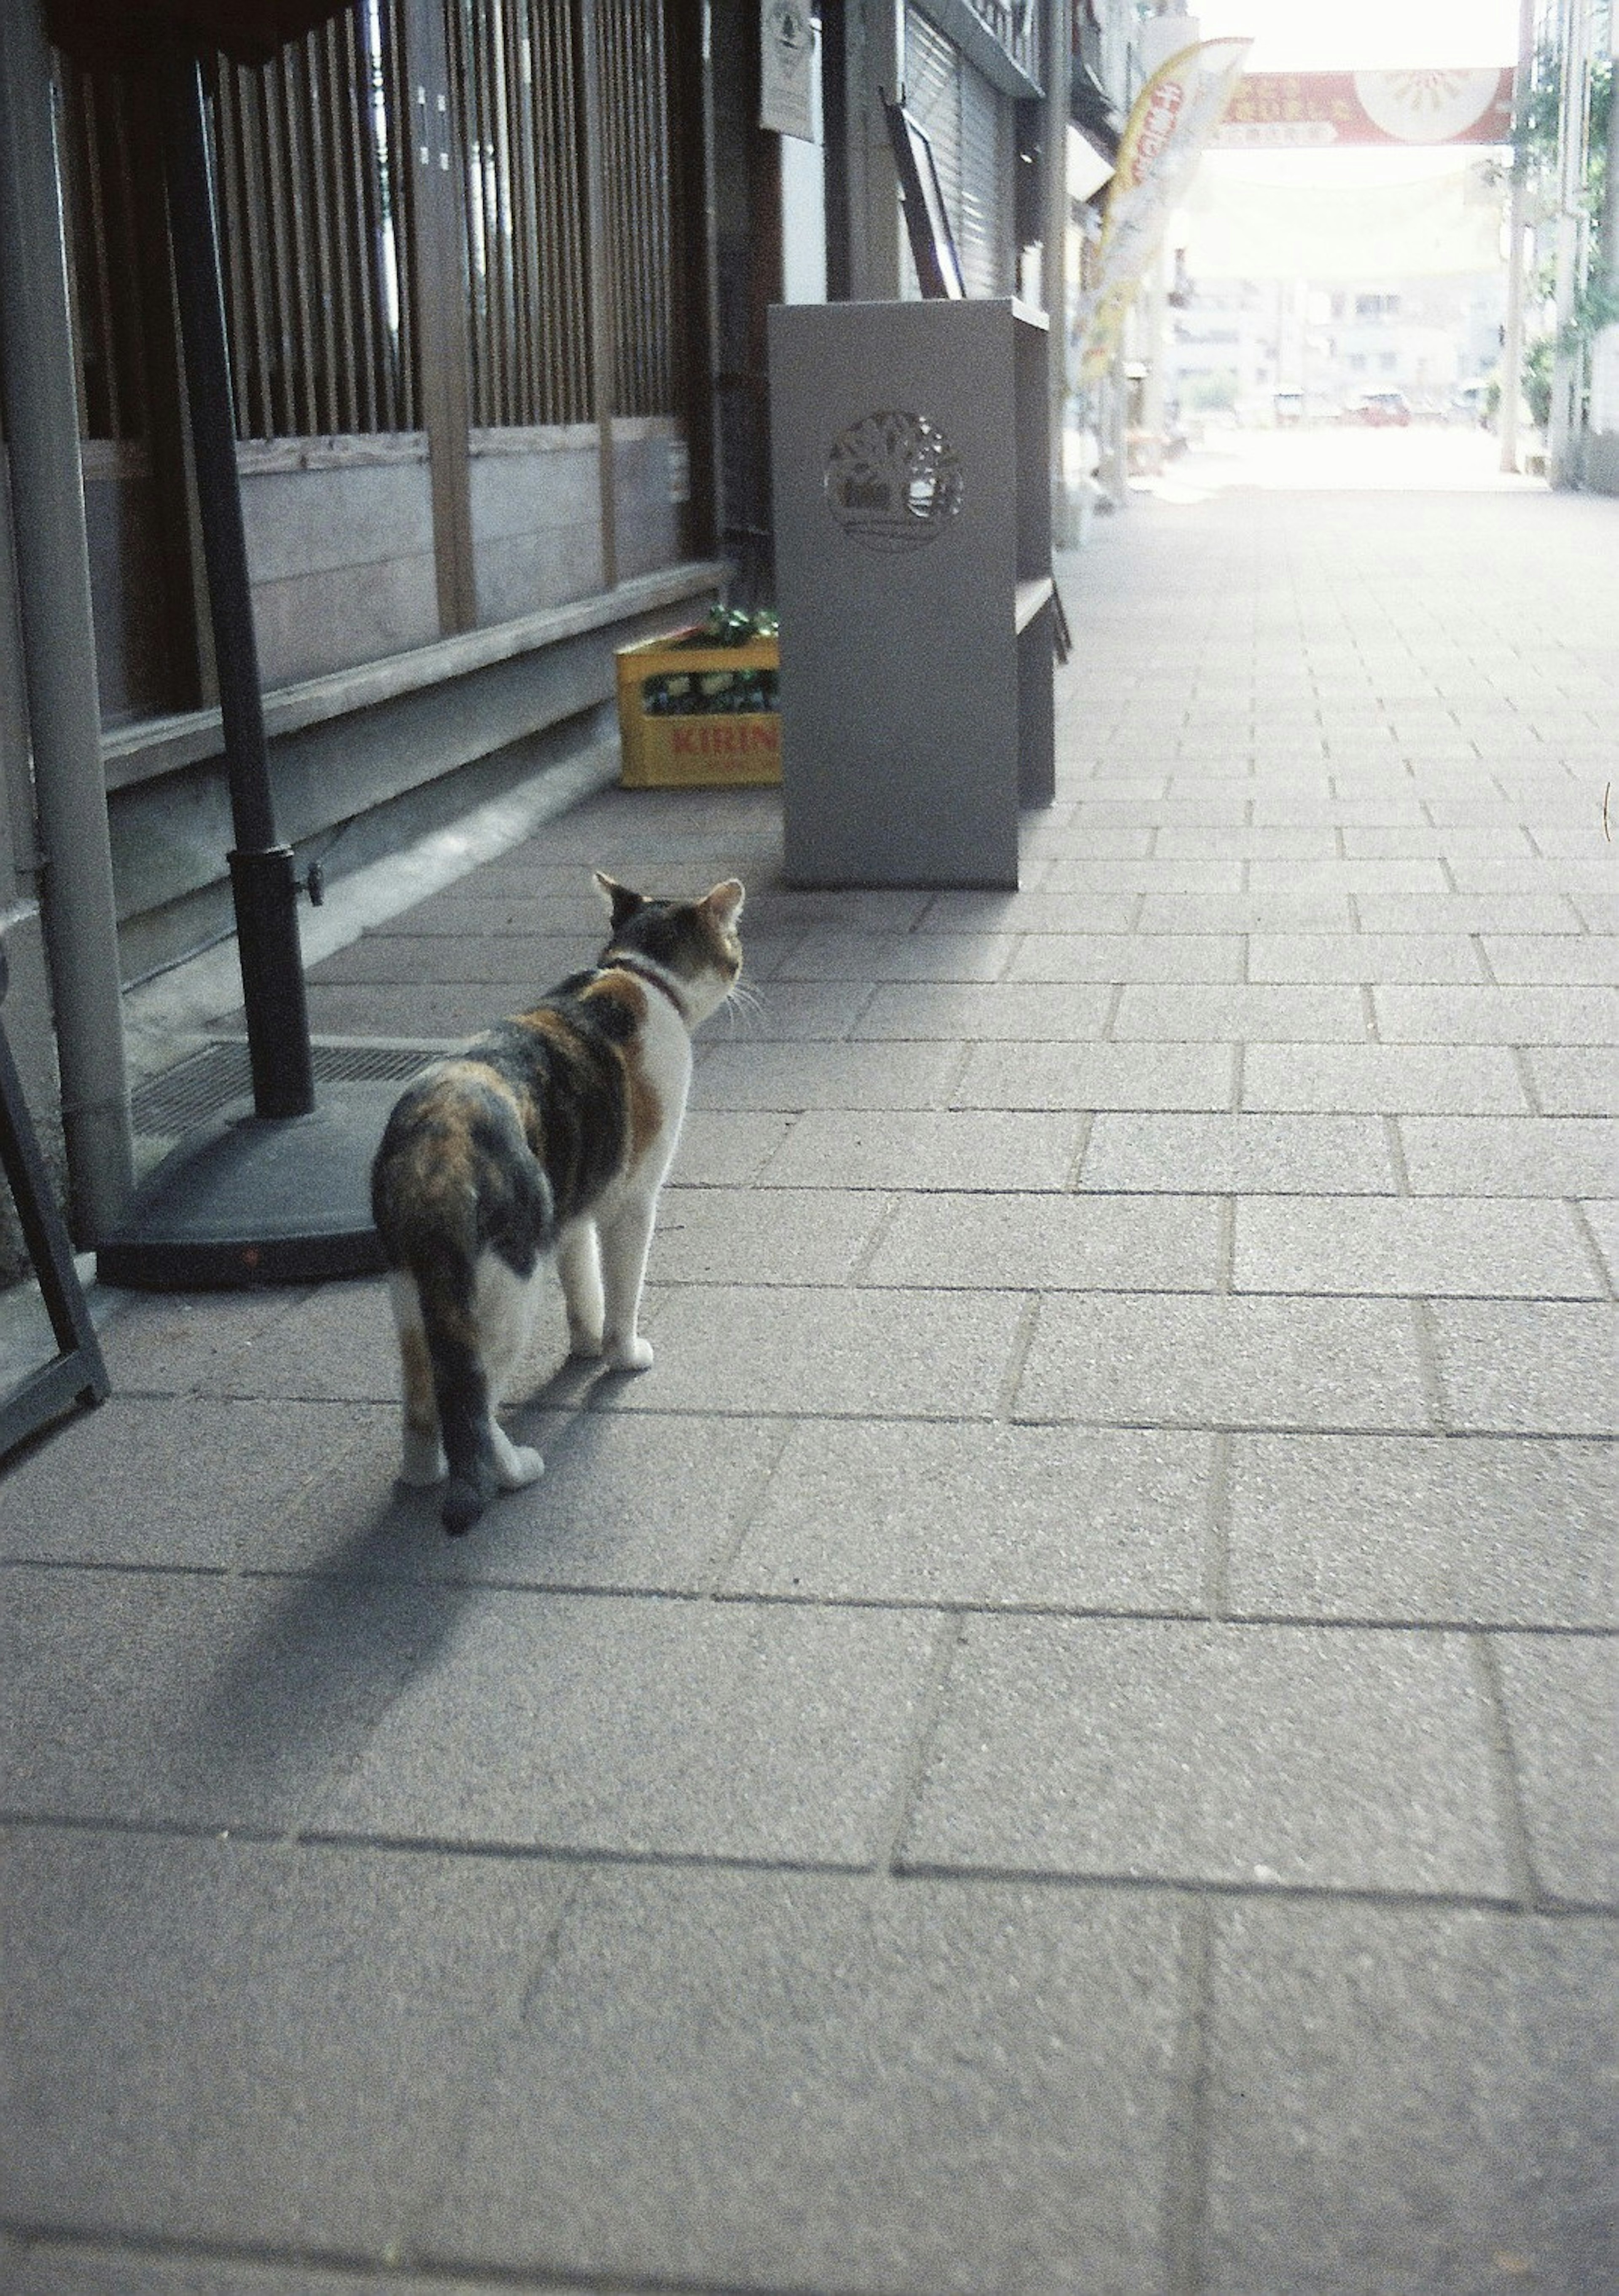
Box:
<box><xmin>1039</xmin><ymin>858</ymin><xmax>1245</xmax><ymax>893</ymax></box>
<box><xmin>1493</xmin><ymin>1635</ymin><xmax>1619</xmax><ymax>1905</ymax></box>
<box><xmin>303</xmin><ymin>983</ymin><xmax>557</xmax><ymax>1036</ymax></box>
<box><xmin>378</xmin><ymin>888</ymin><xmax>608</xmax><ymax>937</ymax></box>
<box><xmin>257</xmin><ymin>1409</ymin><xmax>781</xmax><ymax>1589</ymax></box>
<box><xmin>716</xmin><ymin>980</ymin><xmax>872</xmax><ymax>1040</ymax></box>
<box><xmin>1430</xmin><ymin>1302</ymin><xmax>1616</xmax><ymax>1433</ymax></box>
<box><xmin>670</xmin><ymin>1107</ymin><xmax>797</xmax><ymax>1181</ymax></box>
<box><xmin>0</xmin><ymin>1566</ymin><xmax>446</xmax><ymax>1832</ymax></box>
<box><xmin>1398</xmin><ymin>1115</ymin><xmax>1618</xmax><ymax>1196</ymax></box>
<box><xmin>1248</xmin><ymin>934</ymin><xmax>1484</xmax><ymax>984</ymax></box>
<box><xmin>1533</xmin><ymin>824</ymin><xmax>1619</xmax><ymax>858</ymax></box>
<box><xmin>597</xmin><ymin>1284</ymin><xmax>1026</xmax><ymax>1419</ymax></box>
<box><xmin>0</xmin><ymin>1830</ymin><xmax>565</xmax><ymax>2254</ymax></box>
<box><xmin>3</xmin><ymin>2248</ymin><xmax>529</xmax><ymax>2296</ymax></box>
<box><xmin>653</xmin><ymin>1184</ymin><xmax>884</xmax><ymax>1283</ymax></box>
<box><xmin>1339</xmin><ymin>825</ymin><xmax>1536</xmax><ymax>857</ymax></box>
<box><xmin>1447</xmin><ymin>859</ymin><xmax>1615</xmax><ymax>899</ymax></box>
<box><xmin>758</xmin><ymin>1109</ymin><xmax>1084</xmax><ymax>1190</ymax></box>
<box><xmin>425</xmin><ymin>1865</ymin><xmax>1183</xmax><ymax>2294</ymax></box>
<box><xmin>1247</xmin><ymin>859</ymin><xmax>1452</xmax><ymax>894</ymax></box>
<box><xmin>850</xmin><ymin>981</ymin><xmax>1114</xmax><ymax>1041</ymax></box>
<box><xmin>1005</xmin><ymin>934</ymin><xmax>1245</xmax><ymax>983</ymax></box>
<box><xmin>725</xmin><ymin>931</ymin><xmax>801</xmax><ymax>983</ymax></box>
<box><xmin>186</xmin><ymin>1276</ymin><xmax>423</xmax><ymax>1403</ymax></box>
<box><xmin>1130</xmin><ymin>796</ymin><xmax>1251</xmax><ymax>827</ymax></box>
<box><xmin>306</xmin><ymin>932</ymin><xmax>589</xmax><ymax>987</ymax></box>
<box><xmin>1234</xmin><ymin>1197</ymin><xmax>1603</xmax><ymax>1298</ymax></box>
<box><xmin>0</xmin><ymin>1395</ymin><xmax>373</xmax><ymax>1569</ymax></box>
<box><xmin>1522</xmin><ymin>1044</ymin><xmax>1619</xmax><ymax>1116</ymax></box>
<box><xmin>1356</xmin><ymin>894</ymin><xmax>1587</xmax><ymax>934</ymax></box>
<box><xmin>1373</xmin><ymin>985</ymin><xmax>1618</xmax><ymax>1045</ymax></box>
<box><xmin>955</xmin><ymin>1039</ymin><xmax>1235</xmax><ymax>1111</ymax></box>
<box><xmin>1080</xmin><ymin>1112</ymin><xmax>1396</xmax><ymax>1193</ymax></box>
<box><xmin>95</xmin><ymin>1284</ymin><xmax>310</xmax><ymax>1397</ymax></box>
<box><xmin>312</xmin><ymin>1593</ymin><xmax>933</xmax><ymax>1863</ymax></box>
<box><xmin>1203</xmin><ymin>1902</ymin><xmax>1618</xmax><ymax>2296</ymax></box>
<box><xmin>1482</xmin><ymin>935</ymin><xmax>1619</xmax><ymax>985</ymax></box>
<box><xmin>863</xmin><ymin>1191</ymin><xmax>1222</xmax><ymax>1290</ymax></box>
<box><xmin>1243</xmin><ymin>1042</ymin><xmax>1530</xmax><ymax>1113</ymax></box>
<box><xmin>1060</xmin><ymin>775</ymin><xmax>1173</xmax><ymax>802</ymax></box>
<box><xmin>772</xmin><ymin>931</ymin><xmax>1017</xmax><ymax>981</ymax></box>
<box><xmin>1016</xmin><ymin>1295</ymin><xmax>1431</xmax><ymax>1430</ymax></box>
<box><xmin>902</xmin><ymin>1618</ymin><xmax>1507</xmax><ymax>1894</ymax></box>
<box><xmin>1249</xmin><ymin>800</ymin><xmax>1425</xmax><ymax>828</ymax></box>
<box><xmin>1228</xmin><ymin>1434</ymin><xmax>1618</xmax><ymax>1628</ymax></box>
<box><xmin>1155</xmin><ymin>826</ymin><xmax>1339</xmax><ymax>859</ymax></box>
<box><xmin>1424</xmin><ymin>796</ymin><xmax>1557</xmax><ymax>827</ymax></box>
<box><xmin>725</xmin><ymin>1420</ymin><xmax>1212</xmax><ymax>1609</ymax></box>
<box><xmin>1136</xmin><ymin>894</ymin><xmax>1357</xmax><ymax>934</ymax></box>
<box><xmin>741</xmin><ymin>887</ymin><xmax>935</xmax><ymax>933</ymax></box>
<box><xmin>1584</xmin><ymin>1199</ymin><xmax>1619</xmax><ymax>1285</ymax></box>
<box><xmin>690</xmin><ymin>1039</ymin><xmax>963</xmax><ymax>1110</ymax></box>
<box><xmin>917</xmin><ymin>889</ymin><xmax>1140</xmax><ymax>934</ymax></box>
<box><xmin>1113</xmin><ymin>984</ymin><xmax>1369</xmax><ymax>1040</ymax></box>
<box><xmin>1025</xmin><ymin>825</ymin><xmax>1156</xmax><ymax>860</ymax></box>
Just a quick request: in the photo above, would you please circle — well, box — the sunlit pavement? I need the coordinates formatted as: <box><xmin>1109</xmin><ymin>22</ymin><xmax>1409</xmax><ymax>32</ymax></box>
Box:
<box><xmin>1146</xmin><ymin>416</ymin><xmax>1547</xmax><ymax>495</ymax></box>
<box><xmin>1</xmin><ymin>447</ymin><xmax>1614</xmax><ymax>2295</ymax></box>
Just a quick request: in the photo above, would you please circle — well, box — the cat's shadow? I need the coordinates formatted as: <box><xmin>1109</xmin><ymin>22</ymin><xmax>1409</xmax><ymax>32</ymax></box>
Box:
<box><xmin>187</xmin><ymin>1356</ymin><xmax>643</xmax><ymax>1815</ymax></box>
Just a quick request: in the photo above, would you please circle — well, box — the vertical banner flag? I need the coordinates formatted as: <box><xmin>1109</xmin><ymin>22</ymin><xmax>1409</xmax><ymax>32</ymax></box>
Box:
<box><xmin>1076</xmin><ymin>38</ymin><xmax>1252</xmax><ymax>381</ymax></box>
<box><xmin>761</xmin><ymin>0</ymin><xmax>815</xmax><ymax>141</ymax></box>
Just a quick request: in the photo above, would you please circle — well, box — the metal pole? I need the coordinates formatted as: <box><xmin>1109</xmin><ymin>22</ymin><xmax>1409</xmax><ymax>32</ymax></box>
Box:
<box><xmin>1604</xmin><ymin>0</ymin><xmax>1619</xmax><ymax>288</ymax></box>
<box><xmin>1547</xmin><ymin>0</ymin><xmax>1594</xmax><ymax>485</ymax></box>
<box><xmin>1501</xmin><ymin>0</ymin><xmax>1536</xmax><ymax>471</ymax></box>
<box><xmin>1041</xmin><ymin>0</ymin><xmax>1070</xmax><ymax>528</ymax></box>
<box><xmin>0</xmin><ymin>0</ymin><xmax>134</xmax><ymax>1242</ymax></box>
<box><xmin>157</xmin><ymin>42</ymin><xmax>315</xmax><ymax>1117</ymax></box>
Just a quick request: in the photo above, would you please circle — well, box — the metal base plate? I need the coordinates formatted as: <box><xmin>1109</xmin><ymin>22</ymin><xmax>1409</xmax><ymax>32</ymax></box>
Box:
<box><xmin>97</xmin><ymin>1080</ymin><xmax>406</xmax><ymax>1289</ymax></box>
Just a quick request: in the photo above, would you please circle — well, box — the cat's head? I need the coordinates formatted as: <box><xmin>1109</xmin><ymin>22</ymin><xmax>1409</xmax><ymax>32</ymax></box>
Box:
<box><xmin>593</xmin><ymin>872</ymin><xmax>745</xmax><ymax>1027</ymax></box>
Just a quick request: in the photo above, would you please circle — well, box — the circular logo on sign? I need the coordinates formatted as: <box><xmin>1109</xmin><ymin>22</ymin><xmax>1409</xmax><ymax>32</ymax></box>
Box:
<box><xmin>823</xmin><ymin>411</ymin><xmax>963</xmax><ymax>552</ymax></box>
<box><xmin>1353</xmin><ymin>68</ymin><xmax>1503</xmax><ymax>145</ymax></box>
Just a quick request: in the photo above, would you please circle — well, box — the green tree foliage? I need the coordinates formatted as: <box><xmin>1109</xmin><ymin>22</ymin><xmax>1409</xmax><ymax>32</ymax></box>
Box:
<box><xmin>1513</xmin><ymin>39</ymin><xmax>1614</xmax><ymax>417</ymax></box>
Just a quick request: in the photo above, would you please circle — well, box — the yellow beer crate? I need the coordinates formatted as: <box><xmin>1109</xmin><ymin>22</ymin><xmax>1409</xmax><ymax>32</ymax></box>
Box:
<box><xmin>615</xmin><ymin>626</ymin><xmax>781</xmax><ymax>788</ymax></box>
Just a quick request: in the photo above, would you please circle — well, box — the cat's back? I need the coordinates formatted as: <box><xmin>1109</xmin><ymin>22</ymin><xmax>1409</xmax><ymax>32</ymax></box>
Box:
<box><xmin>373</xmin><ymin>961</ymin><xmax>680</xmax><ymax>1246</ymax></box>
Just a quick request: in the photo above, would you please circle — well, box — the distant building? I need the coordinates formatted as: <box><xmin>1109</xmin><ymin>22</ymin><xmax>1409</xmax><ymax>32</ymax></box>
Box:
<box><xmin>1167</xmin><ymin>270</ymin><xmax>1506</xmax><ymax>425</ymax></box>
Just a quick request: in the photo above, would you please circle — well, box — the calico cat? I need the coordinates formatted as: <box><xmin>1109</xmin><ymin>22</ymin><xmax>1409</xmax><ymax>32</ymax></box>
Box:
<box><xmin>371</xmin><ymin>871</ymin><xmax>745</xmax><ymax>1533</ymax></box>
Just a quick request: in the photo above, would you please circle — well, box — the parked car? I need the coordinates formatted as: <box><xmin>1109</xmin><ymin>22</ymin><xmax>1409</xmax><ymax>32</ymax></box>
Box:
<box><xmin>1343</xmin><ymin>389</ymin><xmax>1412</xmax><ymax>427</ymax></box>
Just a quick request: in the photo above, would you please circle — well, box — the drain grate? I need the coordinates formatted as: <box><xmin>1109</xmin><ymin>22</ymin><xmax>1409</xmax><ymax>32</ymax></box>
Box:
<box><xmin>132</xmin><ymin>1037</ymin><xmax>455</xmax><ymax>1141</ymax></box>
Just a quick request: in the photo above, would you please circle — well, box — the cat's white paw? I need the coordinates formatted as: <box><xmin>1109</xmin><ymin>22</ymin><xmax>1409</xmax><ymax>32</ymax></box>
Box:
<box><xmin>567</xmin><ymin>1322</ymin><xmax>605</xmax><ymax>1359</ymax></box>
<box><xmin>495</xmin><ymin>1443</ymin><xmax>545</xmax><ymax>1490</ymax></box>
<box><xmin>607</xmin><ymin>1333</ymin><xmax>655</xmax><ymax>1373</ymax></box>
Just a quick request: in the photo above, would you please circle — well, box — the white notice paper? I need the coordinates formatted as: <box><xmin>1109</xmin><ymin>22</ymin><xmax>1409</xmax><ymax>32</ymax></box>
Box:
<box><xmin>760</xmin><ymin>0</ymin><xmax>814</xmax><ymax>142</ymax></box>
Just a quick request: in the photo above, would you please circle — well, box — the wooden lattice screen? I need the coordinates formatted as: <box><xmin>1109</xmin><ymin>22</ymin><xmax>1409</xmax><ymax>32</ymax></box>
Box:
<box><xmin>446</xmin><ymin>0</ymin><xmax>593</xmax><ymax>427</ymax></box>
<box><xmin>212</xmin><ymin>0</ymin><xmax>418</xmax><ymax>438</ymax></box>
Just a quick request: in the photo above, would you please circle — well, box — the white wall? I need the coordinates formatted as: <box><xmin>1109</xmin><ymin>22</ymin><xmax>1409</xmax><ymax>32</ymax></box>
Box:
<box><xmin>779</xmin><ymin>25</ymin><xmax>828</xmax><ymax>304</ymax></box>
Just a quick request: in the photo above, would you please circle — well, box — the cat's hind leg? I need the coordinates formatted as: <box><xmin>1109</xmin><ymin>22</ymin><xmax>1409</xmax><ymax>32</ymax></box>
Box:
<box><xmin>472</xmin><ymin>1250</ymin><xmax>544</xmax><ymax>1488</ymax></box>
<box><xmin>388</xmin><ymin>1271</ymin><xmax>447</xmax><ymax>1485</ymax></box>
<box><xmin>556</xmin><ymin>1217</ymin><xmax>605</xmax><ymax>1357</ymax></box>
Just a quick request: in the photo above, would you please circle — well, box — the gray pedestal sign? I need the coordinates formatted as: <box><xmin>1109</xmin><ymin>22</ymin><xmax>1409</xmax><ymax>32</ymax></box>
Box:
<box><xmin>768</xmin><ymin>298</ymin><xmax>1055</xmax><ymax>888</ymax></box>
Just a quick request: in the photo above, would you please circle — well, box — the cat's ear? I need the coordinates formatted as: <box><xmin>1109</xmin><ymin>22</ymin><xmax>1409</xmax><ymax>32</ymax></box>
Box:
<box><xmin>593</xmin><ymin>871</ymin><xmax>645</xmax><ymax>933</ymax></box>
<box><xmin>701</xmin><ymin>878</ymin><xmax>745</xmax><ymax>929</ymax></box>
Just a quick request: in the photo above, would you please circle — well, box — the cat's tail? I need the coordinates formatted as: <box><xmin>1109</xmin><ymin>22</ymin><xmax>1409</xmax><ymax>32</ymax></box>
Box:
<box><xmin>414</xmin><ymin>1257</ymin><xmax>501</xmax><ymax>1535</ymax></box>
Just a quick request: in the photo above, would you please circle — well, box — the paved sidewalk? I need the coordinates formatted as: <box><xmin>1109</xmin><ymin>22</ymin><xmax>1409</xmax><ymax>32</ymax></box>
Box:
<box><xmin>3</xmin><ymin>472</ymin><xmax>1615</xmax><ymax>2296</ymax></box>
